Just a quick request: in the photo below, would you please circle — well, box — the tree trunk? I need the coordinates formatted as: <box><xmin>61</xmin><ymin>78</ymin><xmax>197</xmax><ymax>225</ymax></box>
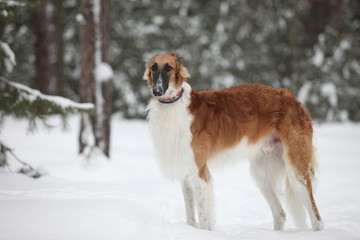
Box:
<box><xmin>289</xmin><ymin>2</ymin><xmax>298</xmax><ymax>75</ymax></box>
<box><xmin>52</xmin><ymin>0</ymin><xmax>65</xmax><ymax>96</ymax></box>
<box><xmin>79</xmin><ymin>0</ymin><xmax>96</xmax><ymax>154</ymax></box>
<box><xmin>0</xmin><ymin>19</ymin><xmax>5</xmax><ymax>38</ymax></box>
<box><xmin>302</xmin><ymin>0</ymin><xmax>331</xmax><ymax>48</ymax></box>
<box><xmin>100</xmin><ymin>0</ymin><xmax>112</xmax><ymax>157</ymax></box>
<box><xmin>79</xmin><ymin>0</ymin><xmax>112</xmax><ymax>158</ymax></box>
<box><xmin>33</xmin><ymin>0</ymin><xmax>51</xmax><ymax>94</ymax></box>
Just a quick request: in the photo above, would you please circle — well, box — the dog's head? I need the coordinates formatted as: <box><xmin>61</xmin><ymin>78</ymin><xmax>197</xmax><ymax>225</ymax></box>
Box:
<box><xmin>143</xmin><ymin>52</ymin><xmax>190</xmax><ymax>98</ymax></box>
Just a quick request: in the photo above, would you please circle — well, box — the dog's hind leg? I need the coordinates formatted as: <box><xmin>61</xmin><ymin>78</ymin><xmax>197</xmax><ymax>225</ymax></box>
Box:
<box><xmin>250</xmin><ymin>138</ymin><xmax>287</xmax><ymax>230</ymax></box>
<box><xmin>286</xmin><ymin>166</ymin><xmax>323</xmax><ymax>231</ymax></box>
<box><xmin>284</xmin><ymin>152</ymin><xmax>323</xmax><ymax>231</ymax></box>
<box><xmin>281</xmin><ymin>126</ymin><xmax>323</xmax><ymax>231</ymax></box>
<box><xmin>284</xmin><ymin>176</ymin><xmax>307</xmax><ymax>229</ymax></box>
<box><xmin>182</xmin><ymin>176</ymin><xmax>197</xmax><ymax>228</ymax></box>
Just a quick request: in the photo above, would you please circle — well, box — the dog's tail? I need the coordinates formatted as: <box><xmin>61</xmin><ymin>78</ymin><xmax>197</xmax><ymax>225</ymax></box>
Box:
<box><xmin>285</xmin><ymin>177</ymin><xmax>307</xmax><ymax>229</ymax></box>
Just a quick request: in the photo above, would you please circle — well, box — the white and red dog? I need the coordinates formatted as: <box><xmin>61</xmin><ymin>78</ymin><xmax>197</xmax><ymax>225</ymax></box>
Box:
<box><xmin>144</xmin><ymin>52</ymin><xmax>323</xmax><ymax>231</ymax></box>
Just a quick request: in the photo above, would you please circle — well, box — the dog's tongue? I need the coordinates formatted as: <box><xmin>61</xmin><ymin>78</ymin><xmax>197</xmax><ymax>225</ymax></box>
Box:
<box><xmin>160</xmin><ymin>89</ymin><xmax>178</xmax><ymax>99</ymax></box>
<box><xmin>161</xmin><ymin>94</ymin><xmax>174</xmax><ymax>100</ymax></box>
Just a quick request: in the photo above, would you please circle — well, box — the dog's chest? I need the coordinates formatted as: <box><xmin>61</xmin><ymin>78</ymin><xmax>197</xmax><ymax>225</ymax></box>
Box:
<box><xmin>147</xmin><ymin>94</ymin><xmax>197</xmax><ymax>180</ymax></box>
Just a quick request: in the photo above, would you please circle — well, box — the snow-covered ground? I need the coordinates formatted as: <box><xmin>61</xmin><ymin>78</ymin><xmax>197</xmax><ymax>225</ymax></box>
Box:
<box><xmin>1</xmin><ymin>116</ymin><xmax>360</xmax><ymax>240</ymax></box>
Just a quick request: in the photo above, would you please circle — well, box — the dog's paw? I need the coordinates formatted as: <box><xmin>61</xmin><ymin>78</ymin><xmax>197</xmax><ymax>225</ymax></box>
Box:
<box><xmin>273</xmin><ymin>213</ymin><xmax>286</xmax><ymax>231</ymax></box>
<box><xmin>186</xmin><ymin>219</ymin><xmax>198</xmax><ymax>228</ymax></box>
<box><xmin>312</xmin><ymin>219</ymin><xmax>324</xmax><ymax>231</ymax></box>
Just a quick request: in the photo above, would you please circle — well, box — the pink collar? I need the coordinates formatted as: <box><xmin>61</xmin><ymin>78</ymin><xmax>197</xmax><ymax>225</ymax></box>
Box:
<box><xmin>158</xmin><ymin>88</ymin><xmax>184</xmax><ymax>104</ymax></box>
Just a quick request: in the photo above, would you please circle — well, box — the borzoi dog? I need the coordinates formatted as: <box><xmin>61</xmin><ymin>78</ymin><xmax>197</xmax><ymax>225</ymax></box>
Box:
<box><xmin>144</xmin><ymin>52</ymin><xmax>323</xmax><ymax>231</ymax></box>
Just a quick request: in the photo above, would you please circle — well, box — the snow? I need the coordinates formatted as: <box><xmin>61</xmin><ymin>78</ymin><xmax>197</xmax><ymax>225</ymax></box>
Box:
<box><xmin>334</xmin><ymin>39</ymin><xmax>351</xmax><ymax>62</ymax></box>
<box><xmin>1</xmin><ymin>9</ymin><xmax>8</xmax><ymax>17</ymax></box>
<box><xmin>0</xmin><ymin>0</ymin><xmax>25</xmax><ymax>7</ymax></box>
<box><xmin>297</xmin><ymin>82</ymin><xmax>312</xmax><ymax>104</ymax></box>
<box><xmin>0</xmin><ymin>41</ymin><xmax>16</xmax><ymax>72</ymax></box>
<box><xmin>75</xmin><ymin>13</ymin><xmax>85</xmax><ymax>24</ymax></box>
<box><xmin>351</xmin><ymin>60</ymin><xmax>360</xmax><ymax>76</ymax></box>
<box><xmin>0</xmin><ymin>77</ymin><xmax>94</xmax><ymax>111</ymax></box>
<box><xmin>312</xmin><ymin>46</ymin><xmax>324</xmax><ymax>67</ymax></box>
<box><xmin>152</xmin><ymin>15</ymin><xmax>165</xmax><ymax>25</ymax></box>
<box><xmin>1</xmin><ymin>116</ymin><xmax>360</xmax><ymax>240</ymax></box>
<box><xmin>95</xmin><ymin>62</ymin><xmax>114</xmax><ymax>82</ymax></box>
<box><xmin>93</xmin><ymin>0</ymin><xmax>102</xmax><ymax>67</ymax></box>
<box><xmin>219</xmin><ymin>2</ymin><xmax>229</xmax><ymax>16</ymax></box>
<box><xmin>321</xmin><ymin>82</ymin><xmax>337</xmax><ymax>107</ymax></box>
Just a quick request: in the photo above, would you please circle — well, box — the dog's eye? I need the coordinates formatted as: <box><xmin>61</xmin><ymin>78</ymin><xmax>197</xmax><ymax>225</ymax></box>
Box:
<box><xmin>151</xmin><ymin>64</ymin><xmax>157</xmax><ymax>72</ymax></box>
<box><xmin>164</xmin><ymin>64</ymin><xmax>173</xmax><ymax>72</ymax></box>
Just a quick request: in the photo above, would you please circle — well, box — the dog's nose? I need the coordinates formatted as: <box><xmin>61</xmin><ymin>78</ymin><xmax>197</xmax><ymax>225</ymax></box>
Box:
<box><xmin>153</xmin><ymin>89</ymin><xmax>163</xmax><ymax>97</ymax></box>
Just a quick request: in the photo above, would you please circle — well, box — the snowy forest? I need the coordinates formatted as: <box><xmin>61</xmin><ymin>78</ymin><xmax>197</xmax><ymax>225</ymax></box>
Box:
<box><xmin>1</xmin><ymin>0</ymin><xmax>360</xmax><ymax>122</ymax></box>
<box><xmin>1</xmin><ymin>0</ymin><xmax>360</xmax><ymax>240</ymax></box>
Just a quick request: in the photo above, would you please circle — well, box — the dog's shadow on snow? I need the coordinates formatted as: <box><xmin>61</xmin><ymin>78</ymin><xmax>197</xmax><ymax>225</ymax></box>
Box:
<box><xmin>167</xmin><ymin>221</ymin><xmax>319</xmax><ymax>239</ymax></box>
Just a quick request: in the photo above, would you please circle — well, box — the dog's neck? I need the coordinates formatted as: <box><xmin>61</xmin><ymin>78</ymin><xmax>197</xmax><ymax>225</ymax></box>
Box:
<box><xmin>158</xmin><ymin>87</ymin><xmax>184</xmax><ymax>104</ymax></box>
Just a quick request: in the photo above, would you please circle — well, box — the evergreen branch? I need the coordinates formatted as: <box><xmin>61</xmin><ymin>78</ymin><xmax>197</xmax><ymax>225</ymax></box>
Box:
<box><xmin>1</xmin><ymin>142</ymin><xmax>31</xmax><ymax>169</ymax></box>
<box><xmin>0</xmin><ymin>141</ymin><xmax>43</xmax><ymax>178</ymax></box>
<box><xmin>0</xmin><ymin>76</ymin><xmax>94</xmax><ymax>111</ymax></box>
<box><xmin>0</xmin><ymin>0</ymin><xmax>26</xmax><ymax>7</ymax></box>
<box><xmin>0</xmin><ymin>76</ymin><xmax>94</xmax><ymax>129</ymax></box>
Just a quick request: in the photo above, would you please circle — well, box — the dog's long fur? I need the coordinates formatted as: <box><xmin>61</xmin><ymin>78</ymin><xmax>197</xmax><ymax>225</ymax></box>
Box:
<box><xmin>144</xmin><ymin>52</ymin><xmax>323</xmax><ymax>231</ymax></box>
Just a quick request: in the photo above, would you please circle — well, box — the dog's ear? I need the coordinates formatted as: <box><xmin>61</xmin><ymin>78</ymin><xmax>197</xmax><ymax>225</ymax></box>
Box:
<box><xmin>143</xmin><ymin>59</ymin><xmax>153</xmax><ymax>87</ymax></box>
<box><xmin>175</xmin><ymin>54</ymin><xmax>190</xmax><ymax>84</ymax></box>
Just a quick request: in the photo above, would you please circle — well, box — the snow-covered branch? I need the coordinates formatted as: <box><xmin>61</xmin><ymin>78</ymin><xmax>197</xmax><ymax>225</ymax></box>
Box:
<box><xmin>0</xmin><ymin>0</ymin><xmax>26</xmax><ymax>7</ymax></box>
<box><xmin>0</xmin><ymin>76</ymin><xmax>94</xmax><ymax>112</ymax></box>
<box><xmin>0</xmin><ymin>76</ymin><xmax>95</xmax><ymax>131</ymax></box>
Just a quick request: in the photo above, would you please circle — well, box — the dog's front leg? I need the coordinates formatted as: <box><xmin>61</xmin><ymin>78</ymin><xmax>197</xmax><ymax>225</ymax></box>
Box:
<box><xmin>182</xmin><ymin>177</ymin><xmax>197</xmax><ymax>228</ymax></box>
<box><xmin>190</xmin><ymin>174</ymin><xmax>215</xmax><ymax>230</ymax></box>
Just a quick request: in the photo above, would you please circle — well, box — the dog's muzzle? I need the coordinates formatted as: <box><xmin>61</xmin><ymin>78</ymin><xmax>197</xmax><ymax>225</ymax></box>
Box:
<box><xmin>153</xmin><ymin>75</ymin><xmax>164</xmax><ymax>97</ymax></box>
<box><xmin>153</xmin><ymin>85</ymin><xmax>164</xmax><ymax>97</ymax></box>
